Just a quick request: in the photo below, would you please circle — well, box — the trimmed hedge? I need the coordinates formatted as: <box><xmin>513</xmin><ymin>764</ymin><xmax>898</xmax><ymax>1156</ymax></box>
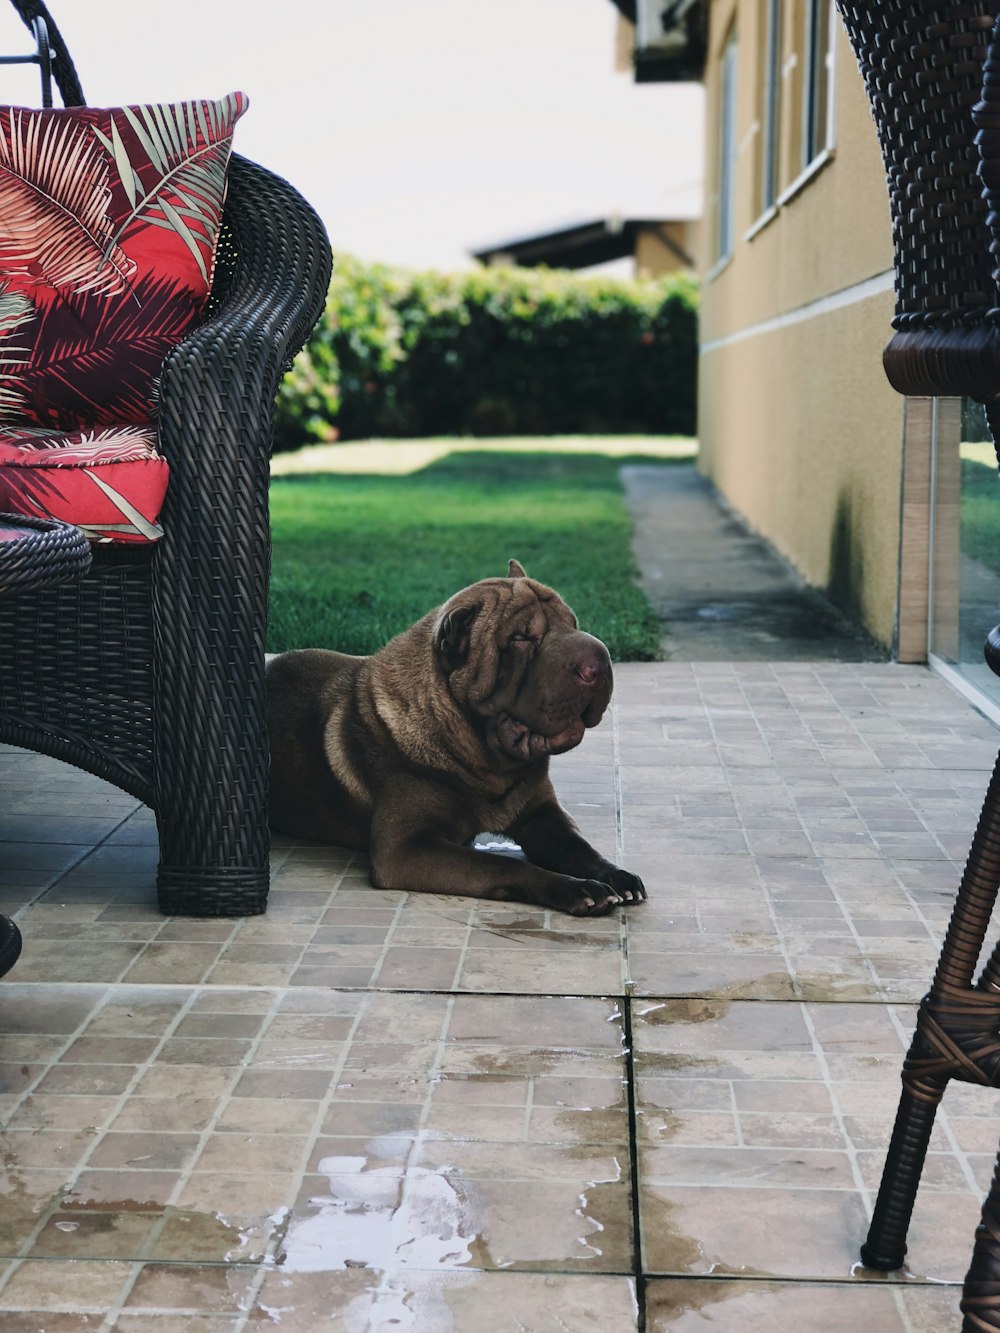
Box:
<box><xmin>274</xmin><ymin>255</ymin><xmax>698</xmax><ymax>448</ymax></box>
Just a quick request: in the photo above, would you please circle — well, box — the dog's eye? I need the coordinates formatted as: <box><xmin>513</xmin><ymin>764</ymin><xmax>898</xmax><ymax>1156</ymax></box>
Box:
<box><xmin>509</xmin><ymin>631</ymin><xmax>537</xmax><ymax>646</ymax></box>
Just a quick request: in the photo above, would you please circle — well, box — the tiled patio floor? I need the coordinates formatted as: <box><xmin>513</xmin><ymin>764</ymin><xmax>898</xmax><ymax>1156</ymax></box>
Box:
<box><xmin>1</xmin><ymin>661</ymin><xmax>998</xmax><ymax>1330</ymax></box>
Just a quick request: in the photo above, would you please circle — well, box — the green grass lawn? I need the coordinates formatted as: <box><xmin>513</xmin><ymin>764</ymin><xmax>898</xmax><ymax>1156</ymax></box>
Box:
<box><xmin>267</xmin><ymin>437</ymin><xmax>695</xmax><ymax>661</ymax></box>
<box><xmin>961</xmin><ymin>441</ymin><xmax>1000</xmax><ymax>573</ymax></box>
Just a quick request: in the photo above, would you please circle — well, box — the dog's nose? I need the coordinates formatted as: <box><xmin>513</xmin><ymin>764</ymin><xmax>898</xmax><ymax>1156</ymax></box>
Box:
<box><xmin>575</xmin><ymin>645</ymin><xmax>610</xmax><ymax>690</ymax></box>
<box><xmin>577</xmin><ymin>659</ymin><xmax>601</xmax><ymax>686</ymax></box>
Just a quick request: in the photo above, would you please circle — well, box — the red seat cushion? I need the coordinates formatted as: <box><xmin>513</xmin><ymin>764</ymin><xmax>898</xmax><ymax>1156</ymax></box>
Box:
<box><xmin>0</xmin><ymin>425</ymin><xmax>167</xmax><ymax>543</ymax></box>
<box><xmin>0</xmin><ymin>93</ymin><xmax>247</xmax><ymax>541</ymax></box>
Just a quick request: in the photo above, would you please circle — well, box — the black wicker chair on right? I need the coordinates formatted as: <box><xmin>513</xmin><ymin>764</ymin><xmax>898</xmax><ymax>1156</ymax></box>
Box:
<box><xmin>836</xmin><ymin>4</ymin><xmax>1000</xmax><ymax>1326</ymax></box>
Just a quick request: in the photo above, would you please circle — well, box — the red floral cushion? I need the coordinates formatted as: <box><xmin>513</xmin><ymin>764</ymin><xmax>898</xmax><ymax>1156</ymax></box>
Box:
<box><xmin>0</xmin><ymin>425</ymin><xmax>167</xmax><ymax>543</ymax></box>
<box><xmin>0</xmin><ymin>93</ymin><xmax>247</xmax><ymax>542</ymax></box>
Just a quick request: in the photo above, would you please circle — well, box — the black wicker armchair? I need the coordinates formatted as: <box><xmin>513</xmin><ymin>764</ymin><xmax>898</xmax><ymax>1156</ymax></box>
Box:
<box><xmin>0</xmin><ymin>1</ymin><xmax>332</xmax><ymax>916</ymax></box>
<box><xmin>836</xmin><ymin>3</ymin><xmax>1000</xmax><ymax>1326</ymax></box>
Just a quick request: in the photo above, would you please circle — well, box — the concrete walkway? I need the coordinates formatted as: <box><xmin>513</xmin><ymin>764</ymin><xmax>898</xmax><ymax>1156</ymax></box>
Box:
<box><xmin>624</xmin><ymin>464</ymin><xmax>886</xmax><ymax>662</ymax></box>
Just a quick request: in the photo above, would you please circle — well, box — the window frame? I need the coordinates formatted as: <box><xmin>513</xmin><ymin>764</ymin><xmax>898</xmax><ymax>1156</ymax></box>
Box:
<box><xmin>756</xmin><ymin>0</ymin><xmax>782</xmax><ymax>220</ymax></box>
<box><xmin>802</xmin><ymin>0</ymin><xmax>835</xmax><ymax>172</ymax></box>
<box><xmin>715</xmin><ymin>24</ymin><xmax>740</xmax><ymax>266</ymax></box>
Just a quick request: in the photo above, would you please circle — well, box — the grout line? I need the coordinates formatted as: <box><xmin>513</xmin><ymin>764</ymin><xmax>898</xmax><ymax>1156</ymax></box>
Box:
<box><xmin>706</xmin><ymin>670</ymin><xmax>805</xmax><ymax>1002</ymax></box>
<box><xmin>119</xmin><ymin>914</ymin><xmax>244</xmax><ymax>987</ymax></box>
<box><xmin>800</xmin><ymin>693</ymin><xmax>957</xmax><ymax>962</ymax></box>
<box><xmin>8</xmin><ymin>801</ymin><xmax>149</xmax><ymax>922</ymax></box>
<box><xmin>366</xmin><ymin>893</ymin><xmax>417</xmax><ymax>990</ymax></box>
<box><xmin>0</xmin><ymin>985</ymin><xmax>112</xmax><ymax>1129</ymax></box>
<box><xmin>522</xmin><ymin>1045</ymin><xmax>536</xmax><ymax>1142</ymax></box>
<box><xmin>450</xmin><ymin>898</ymin><xmax>476</xmax><ymax>993</ymax></box>
<box><xmin>612</xmin><ymin>688</ymin><xmax>626</xmax><ymax>869</ymax></box>
<box><xmin>621</xmin><ymin>996</ymin><xmax>647</xmax><ymax>1333</ymax></box>
<box><xmin>729</xmin><ymin>1076</ymin><xmax>745</xmax><ymax>1149</ymax></box>
<box><xmin>798</xmin><ymin>1000</ymin><xmax>874</xmax><ymax>1225</ymax></box>
<box><xmin>363</xmin><ymin>994</ymin><xmax>458</xmax><ymax>1327</ymax></box>
<box><xmin>0</xmin><ymin>987</ymin><xmax>123</xmax><ymax>1297</ymax></box>
<box><xmin>612</xmin><ymin>691</ymin><xmax>636</xmax><ymax>999</ymax></box>
<box><xmin>639</xmin><ymin>1269</ymin><xmax>960</xmax><ymax>1287</ymax></box>
<box><xmin>0</xmin><ymin>984</ymin><xmax>205</xmax><ymax>1309</ymax></box>
<box><xmin>891</xmin><ymin>1281</ymin><xmax>921</xmax><ymax>1333</ymax></box>
<box><xmin>229</xmin><ymin>990</ymin><xmax>377</xmax><ymax>1333</ymax></box>
<box><xmin>0</xmin><ymin>977</ymin><xmax>944</xmax><ymax>1005</ymax></box>
<box><xmin>231</xmin><ymin>854</ymin><xmax>357</xmax><ymax>989</ymax></box>
<box><xmin>0</xmin><ymin>1255</ymin><xmax>965</xmax><ymax>1287</ymax></box>
<box><xmin>784</xmin><ymin>752</ymin><xmax>892</xmax><ymax>999</ymax></box>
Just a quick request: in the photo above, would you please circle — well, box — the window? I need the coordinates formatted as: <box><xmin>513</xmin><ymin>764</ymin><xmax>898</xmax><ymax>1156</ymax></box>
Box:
<box><xmin>756</xmin><ymin>0</ymin><xmax>782</xmax><ymax>217</ymax></box>
<box><xmin>802</xmin><ymin>0</ymin><xmax>833</xmax><ymax>168</ymax></box>
<box><xmin>717</xmin><ymin>27</ymin><xmax>739</xmax><ymax>262</ymax></box>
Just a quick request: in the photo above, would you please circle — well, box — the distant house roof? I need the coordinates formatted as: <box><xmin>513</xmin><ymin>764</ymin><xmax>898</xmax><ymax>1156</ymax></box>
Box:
<box><xmin>470</xmin><ymin>217</ymin><xmax>694</xmax><ymax>270</ymax></box>
<box><xmin>608</xmin><ymin>0</ymin><xmax>707</xmax><ymax>83</ymax></box>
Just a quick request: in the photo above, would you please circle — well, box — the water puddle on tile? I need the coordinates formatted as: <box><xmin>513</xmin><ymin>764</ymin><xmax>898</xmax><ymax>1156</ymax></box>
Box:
<box><xmin>793</xmin><ymin>971</ymin><xmax>886</xmax><ymax>1001</ymax></box>
<box><xmin>275</xmin><ymin>1158</ymin><xmax>478</xmax><ymax>1273</ymax></box>
<box><xmin>637</xmin><ymin>1000</ymin><xmax>731</xmax><ymax>1025</ymax></box>
<box><xmin>276</xmin><ymin>1144</ymin><xmax>627</xmax><ymax>1274</ymax></box>
<box><xmin>646</xmin><ymin>1277</ymin><xmax>744</xmax><ymax>1325</ymax></box>
<box><xmin>8</xmin><ymin>1187</ymin><xmax>276</xmax><ymax>1265</ymax></box>
<box><xmin>636</xmin><ymin>1052</ymin><xmax>726</xmax><ymax>1076</ymax></box>
<box><xmin>468</xmin><ymin>915</ymin><xmax>617</xmax><ymax>948</ymax></box>
<box><xmin>645</xmin><ymin>1276</ymin><xmax>929</xmax><ymax>1328</ymax></box>
<box><xmin>6</xmin><ymin>1150</ymin><xmax>627</xmax><ymax>1277</ymax></box>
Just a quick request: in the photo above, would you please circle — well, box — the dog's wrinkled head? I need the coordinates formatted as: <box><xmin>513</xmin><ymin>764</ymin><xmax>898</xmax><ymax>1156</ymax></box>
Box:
<box><xmin>433</xmin><ymin>559</ymin><xmax>613</xmax><ymax>763</ymax></box>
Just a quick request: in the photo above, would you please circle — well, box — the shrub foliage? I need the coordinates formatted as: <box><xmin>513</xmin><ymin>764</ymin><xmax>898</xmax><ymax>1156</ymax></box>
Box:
<box><xmin>274</xmin><ymin>255</ymin><xmax>698</xmax><ymax>448</ymax></box>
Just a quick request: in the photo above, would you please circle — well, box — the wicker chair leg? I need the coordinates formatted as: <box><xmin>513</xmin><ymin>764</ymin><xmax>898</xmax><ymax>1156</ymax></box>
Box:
<box><xmin>963</xmin><ymin>1147</ymin><xmax>1000</xmax><ymax>1331</ymax></box>
<box><xmin>861</xmin><ymin>746</ymin><xmax>1000</xmax><ymax>1270</ymax></box>
<box><xmin>151</xmin><ymin>636</ymin><xmax>271</xmax><ymax>919</ymax></box>
<box><xmin>155</xmin><ymin>862</ymin><xmax>269</xmax><ymax>918</ymax></box>
<box><xmin>861</xmin><ymin>1073</ymin><xmax>946</xmax><ymax>1271</ymax></box>
<box><xmin>0</xmin><ymin>914</ymin><xmax>22</xmax><ymax>978</ymax></box>
<box><xmin>926</xmin><ymin>746</ymin><xmax>1000</xmax><ymax>1001</ymax></box>
<box><xmin>149</xmin><ymin>441</ymin><xmax>273</xmax><ymax>917</ymax></box>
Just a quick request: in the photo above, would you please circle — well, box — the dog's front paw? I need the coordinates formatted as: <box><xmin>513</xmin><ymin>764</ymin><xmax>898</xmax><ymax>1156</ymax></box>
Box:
<box><xmin>597</xmin><ymin>866</ymin><xmax>646</xmax><ymax>904</ymax></box>
<box><xmin>555</xmin><ymin>878</ymin><xmax>631</xmax><ymax>917</ymax></box>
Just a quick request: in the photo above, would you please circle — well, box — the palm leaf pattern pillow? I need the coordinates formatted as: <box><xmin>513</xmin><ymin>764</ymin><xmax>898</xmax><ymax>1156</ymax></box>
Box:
<box><xmin>0</xmin><ymin>92</ymin><xmax>247</xmax><ymax>541</ymax></box>
<box><xmin>0</xmin><ymin>91</ymin><xmax>247</xmax><ymax>428</ymax></box>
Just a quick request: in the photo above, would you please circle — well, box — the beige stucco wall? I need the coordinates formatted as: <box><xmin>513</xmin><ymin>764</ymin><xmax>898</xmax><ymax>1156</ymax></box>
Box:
<box><xmin>698</xmin><ymin>0</ymin><xmax>906</xmax><ymax>647</ymax></box>
<box><xmin>700</xmin><ymin>291</ymin><xmax>902</xmax><ymax>645</ymax></box>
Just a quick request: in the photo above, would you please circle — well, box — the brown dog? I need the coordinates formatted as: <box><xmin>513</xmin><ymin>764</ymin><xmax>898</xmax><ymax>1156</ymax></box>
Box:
<box><xmin>265</xmin><ymin>561</ymin><xmax>646</xmax><ymax>916</ymax></box>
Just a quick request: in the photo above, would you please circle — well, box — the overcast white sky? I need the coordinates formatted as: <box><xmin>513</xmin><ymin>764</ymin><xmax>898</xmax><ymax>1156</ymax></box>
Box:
<box><xmin>0</xmin><ymin>0</ymin><xmax>704</xmax><ymax>271</ymax></box>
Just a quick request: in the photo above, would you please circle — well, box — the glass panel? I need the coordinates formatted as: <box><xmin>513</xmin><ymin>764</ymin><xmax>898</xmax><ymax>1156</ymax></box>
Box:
<box><xmin>930</xmin><ymin>396</ymin><xmax>1000</xmax><ymax>708</ymax></box>
<box><xmin>756</xmin><ymin>0</ymin><xmax>781</xmax><ymax>215</ymax></box>
<box><xmin>717</xmin><ymin>29</ymin><xmax>738</xmax><ymax>261</ymax></box>
<box><xmin>803</xmin><ymin>0</ymin><xmax>832</xmax><ymax>166</ymax></box>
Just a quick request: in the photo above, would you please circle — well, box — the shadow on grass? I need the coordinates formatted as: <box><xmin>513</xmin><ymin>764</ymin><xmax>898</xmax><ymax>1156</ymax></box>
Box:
<box><xmin>268</xmin><ymin>450</ymin><xmax>685</xmax><ymax>660</ymax></box>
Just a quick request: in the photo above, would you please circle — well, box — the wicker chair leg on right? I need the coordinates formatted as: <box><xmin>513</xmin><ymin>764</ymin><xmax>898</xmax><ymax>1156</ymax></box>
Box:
<box><xmin>859</xmin><ymin>616</ymin><xmax>1000</xmax><ymax>1300</ymax></box>
<box><xmin>836</xmin><ymin>4</ymin><xmax>1000</xmax><ymax>1326</ymax></box>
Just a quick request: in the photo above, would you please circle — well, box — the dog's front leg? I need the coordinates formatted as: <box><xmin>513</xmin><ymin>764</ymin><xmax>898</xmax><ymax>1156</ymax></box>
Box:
<box><xmin>510</xmin><ymin>795</ymin><xmax>646</xmax><ymax>905</ymax></box>
<box><xmin>369</xmin><ymin>816</ymin><xmax>628</xmax><ymax>917</ymax></box>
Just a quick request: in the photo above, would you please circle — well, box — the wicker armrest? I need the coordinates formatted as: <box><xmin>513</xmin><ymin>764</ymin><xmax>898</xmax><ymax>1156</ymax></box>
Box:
<box><xmin>157</xmin><ymin>153</ymin><xmax>332</xmax><ymax>474</ymax></box>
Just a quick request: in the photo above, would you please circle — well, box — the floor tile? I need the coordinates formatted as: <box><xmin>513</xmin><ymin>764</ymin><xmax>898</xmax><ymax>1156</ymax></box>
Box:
<box><xmin>633</xmin><ymin>995</ymin><xmax>988</xmax><ymax>1284</ymax></box>
<box><xmin>644</xmin><ymin>1277</ymin><xmax>960</xmax><ymax>1331</ymax></box>
<box><xmin>3</xmin><ymin>663</ymin><xmax>1000</xmax><ymax>1326</ymax></box>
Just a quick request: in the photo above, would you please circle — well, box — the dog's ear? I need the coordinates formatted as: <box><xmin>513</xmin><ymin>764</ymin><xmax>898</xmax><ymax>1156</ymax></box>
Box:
<box><xmin>507</xmin><ymin>559</ymin><xmax>527</xmax><ymax>579</ymax></box>
<box><xmin>435</xmin><ymin>602</ymin><xmax>478</xmax><ymax>670</ymax></box>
